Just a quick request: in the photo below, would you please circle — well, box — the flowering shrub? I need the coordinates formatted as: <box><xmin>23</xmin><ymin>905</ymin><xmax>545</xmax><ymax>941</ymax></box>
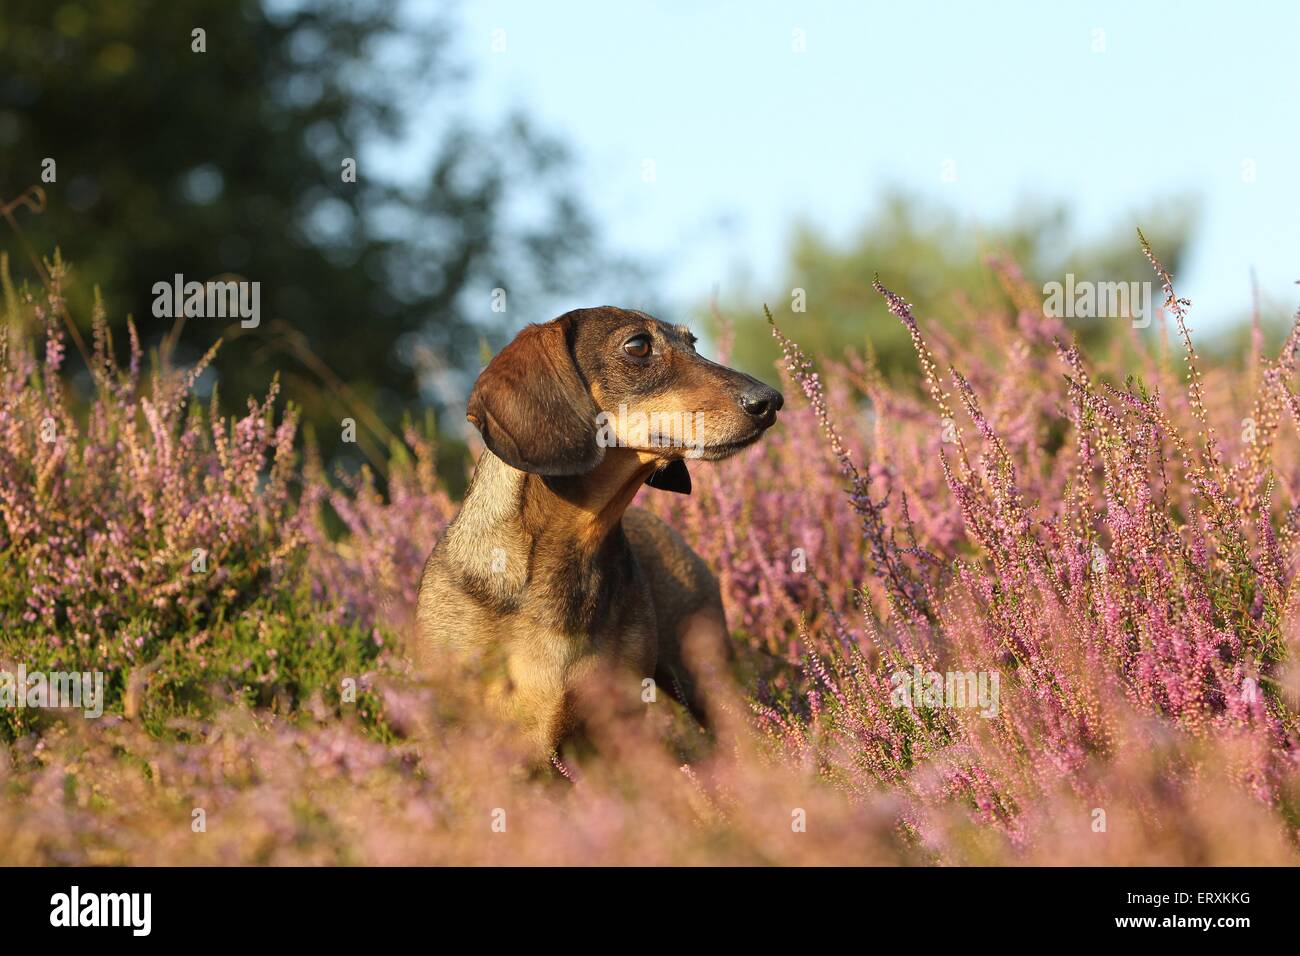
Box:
<box><xmin>1</xmin><ymin>240</ymin><xmax>1297</xmax><ymax>864</ymax></box>
<box><xmin>0</xmin><ymin>261</ymin><xmax>388</xmax><ymax>736</ymax></box>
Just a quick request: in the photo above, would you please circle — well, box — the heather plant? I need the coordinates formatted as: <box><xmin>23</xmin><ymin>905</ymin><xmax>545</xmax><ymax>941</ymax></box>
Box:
<box><xmin>0</xmin><ymin>257</ymin><xmax>390</xmax><ymax>737</ymax></box>
<box><xmin>730</xmin><ymin>236</ymin><xmax>1299</xmax><ymax>845</ymax></box>
<box><xmin>299</xmin><ymin>424</ymin><xmax>456</xmax><ymax>638</ymax></box>
<box><xmin>2</xmin><ymin>239</ymin><xmax>1298</xmax><ymax>865</ymax></box>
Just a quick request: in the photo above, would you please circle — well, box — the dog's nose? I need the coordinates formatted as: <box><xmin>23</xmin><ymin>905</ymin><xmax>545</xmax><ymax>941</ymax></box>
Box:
<box><xmin>739</xmin><ymin>384</ymin><xmax>784</xmax><ymax>421</ymax></box>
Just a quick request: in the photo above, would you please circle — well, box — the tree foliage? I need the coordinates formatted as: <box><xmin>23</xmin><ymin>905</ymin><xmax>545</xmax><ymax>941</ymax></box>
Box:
<box><xmin>716</xmin><ymin>189</ymin><xmax>1196</xmax><ymax>386</ymax></box>
<box><xmin>0</xmin><ymin>0</ymin><xmax>605</xmax><ymax>465</ymax></box>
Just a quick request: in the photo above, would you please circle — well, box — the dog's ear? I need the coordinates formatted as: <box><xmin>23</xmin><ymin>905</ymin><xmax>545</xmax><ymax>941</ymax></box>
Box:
<box><xmin>466</xmin><ymin>317</ymin><xmax>604</xmax><ymax>476</ymax></box>
<box><xmin>645</xmin><ymin>459</ymin><xmax>691</xmax><ymax>495</ymax></box>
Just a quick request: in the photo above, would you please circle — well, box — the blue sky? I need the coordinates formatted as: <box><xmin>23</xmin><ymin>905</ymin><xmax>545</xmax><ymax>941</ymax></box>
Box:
<box><xmin>391</xmin><ymin>1</ymin><xmax>1300</xmax><ymax>333</ymax></box>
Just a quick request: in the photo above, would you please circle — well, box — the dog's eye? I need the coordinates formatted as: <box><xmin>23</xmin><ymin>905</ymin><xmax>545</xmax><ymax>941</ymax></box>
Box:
<box><xmin>623</xmin><ymin>334</ymin><xmax>652</xmax><ymax>358</ymax></box>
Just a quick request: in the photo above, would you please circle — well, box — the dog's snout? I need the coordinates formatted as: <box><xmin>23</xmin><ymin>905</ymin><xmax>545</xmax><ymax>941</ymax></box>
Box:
<box><xmin>739</xmin><ymin>383</ymin><xmax>784</xmax><ymax>422</ymax></box>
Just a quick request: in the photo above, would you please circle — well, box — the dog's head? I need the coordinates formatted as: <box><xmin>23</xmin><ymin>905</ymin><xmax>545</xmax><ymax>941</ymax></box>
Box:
<box><xmin>466</xmin><ymin>307</ymin><xmax>783</xmax><ymax>493</ymax></box>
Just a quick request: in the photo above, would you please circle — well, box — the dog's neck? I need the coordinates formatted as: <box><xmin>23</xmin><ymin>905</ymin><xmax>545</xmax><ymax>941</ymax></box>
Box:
<box><xmin>524</xmin><ymin>449</ymin><xmax>661</xmax><ymax>553</ymax></box>
<box><xmin>447</xmin><ymin>449</ymin><xmax>660</xmax><ymax>624</ymax></box>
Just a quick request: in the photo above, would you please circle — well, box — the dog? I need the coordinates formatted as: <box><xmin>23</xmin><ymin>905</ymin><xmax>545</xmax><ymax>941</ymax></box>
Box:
<box><xmin>416</xmin><ymin>306</ymin><xmax>782</xmax><ymax>761</ymax></box>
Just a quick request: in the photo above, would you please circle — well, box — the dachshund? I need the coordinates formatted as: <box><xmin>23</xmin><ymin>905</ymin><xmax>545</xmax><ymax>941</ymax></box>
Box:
<box><xmin>416</xmin><ymin>306</ymin><xmax>782</xmax><ymax>761</ymax></box>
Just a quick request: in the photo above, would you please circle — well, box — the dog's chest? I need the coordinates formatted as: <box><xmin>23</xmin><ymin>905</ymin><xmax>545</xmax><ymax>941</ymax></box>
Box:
<box><xmin>512</xmin><ymin>551</ymin><xmax>656</xmax><ymax>663</ymax></box>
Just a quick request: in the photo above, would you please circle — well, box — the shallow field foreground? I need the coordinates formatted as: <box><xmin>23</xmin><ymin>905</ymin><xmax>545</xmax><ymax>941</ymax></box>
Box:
<box><xmin>1</xmin><ymin>246</ymin><xmax>1298</xmax><ymax>866</ymax></box>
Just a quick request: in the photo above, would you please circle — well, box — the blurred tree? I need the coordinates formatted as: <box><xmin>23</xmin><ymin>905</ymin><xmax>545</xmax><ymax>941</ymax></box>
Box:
<box><xmin>0</xmin><ymin>0</ymin><xmax>614</xmax><ymax>471</ymax></box>
<box><xmin>712</xmin><ymin>189</ymin><xmax>1197</xmax><ymax>387</ymax></box>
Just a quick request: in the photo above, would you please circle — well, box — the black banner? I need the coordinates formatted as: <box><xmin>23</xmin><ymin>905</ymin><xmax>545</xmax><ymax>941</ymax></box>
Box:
<box><xmin>4</xmin><ymin>866</ymin><xmax>1282</xmax><ymax>941</ymax></box>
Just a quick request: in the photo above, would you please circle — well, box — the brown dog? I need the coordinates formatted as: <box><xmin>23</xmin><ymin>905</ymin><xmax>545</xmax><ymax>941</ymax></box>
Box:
<box><xmin>416</xmin><ymin>306</ymin><xmax>782</xmax><ymax>760</ymax></box>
